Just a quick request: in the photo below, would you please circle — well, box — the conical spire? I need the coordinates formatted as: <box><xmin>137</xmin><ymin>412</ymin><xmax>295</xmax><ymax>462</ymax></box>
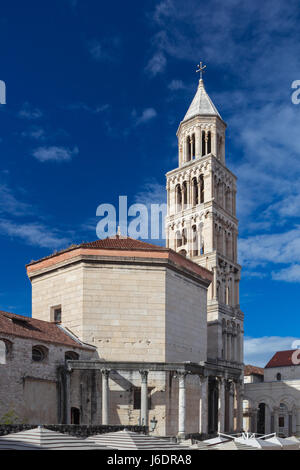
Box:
<box><xmin>183</xmin><ymin>78</ymin><xmax>222</xmax><ymax>122</ymax></box>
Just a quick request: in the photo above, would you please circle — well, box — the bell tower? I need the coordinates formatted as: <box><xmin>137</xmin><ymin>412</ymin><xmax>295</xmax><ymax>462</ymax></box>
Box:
<box><xmin>166</xmin><ymin>66</ymin><xmax>244</xmax><ymax>366</ymax></box>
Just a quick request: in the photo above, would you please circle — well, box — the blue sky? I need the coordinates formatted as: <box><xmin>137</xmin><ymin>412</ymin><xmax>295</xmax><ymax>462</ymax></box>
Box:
<box><xmin>0</xmin><ymin>0</ymin><xmax>300</xmax><ymax>366</ymax></box>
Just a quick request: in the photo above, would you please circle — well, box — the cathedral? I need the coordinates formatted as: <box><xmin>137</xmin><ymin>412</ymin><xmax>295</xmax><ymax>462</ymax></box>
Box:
<box><xmin>0</xmin><ymin>71</ymin><xmax>244</xmax><ymax>437</ymax></box>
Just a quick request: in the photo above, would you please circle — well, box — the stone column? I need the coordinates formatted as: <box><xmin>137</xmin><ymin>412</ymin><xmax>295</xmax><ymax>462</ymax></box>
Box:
<box><xmin>101</xmin><ymin>369</ymin><xmax>110</xmax><ymax>425</ymax></box>
<box><xmin>217</xmin><ymin>377</ymin><xmax>225</xmax><ymax>433</ymax></box>
<box><xmin>199</xmin><ymin>376</ymin><xmax>208</xmax><ymax>435</ymax></box>
<box><xmin>140</xmin><ymin>370</ymin><xmax>149</xmax><ymax>426</ymax></box>
<box><xmin>296</xmin><ymin>408</ymin><xmax>300</xmax><ymax>437</ymax></box>
<box><xmin>227</xmin><ymin>333</ymin><xmax>232</xmax><ymax>361</ymax></box>
<box><xmin>186</xmin><ymin>179</ymin><xmax>191</xmax><ymax>207</ymax></box>
<box><xmin>274</xmin><ymin>408</ymin><xmax>279</xmax><ymax>435</ymax></box>
<box><xmin>178</xmin><ymin>372</ymin><xmax>187</xmax><ymax>438</ymax></box>
<box><xmin>236</xmin><ymin>380</ymin><xmax>244</xmax><ymax>432</ymax></box>
<box><xmin>183</xmin><ymin>138</ymin><xmax>188</xmax><ymax>163</ymax></box>
<box><xmin>65</xmin><ymin>369</ymin><xmax>71</xmax><ymax>424</ymax></box>
<box><xmin>195</xmin><ymin>126</ymin><xmax>201</xmax><ymax>157</ymax></box>
<box><xmin>228</xmin><ymin>381</ymin><xmax>234</xmax><ymax>433</ymax></box>
<box><xmin>213</xmin><ymin>267</ymin><xmax>218</xmax><ymax>300</ymax></box>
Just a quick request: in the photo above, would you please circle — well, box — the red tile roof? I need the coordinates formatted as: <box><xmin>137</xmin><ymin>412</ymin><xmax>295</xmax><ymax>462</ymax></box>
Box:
<box><xmin>265</xmin><ymin>350</ymin><xmax>299</xmax><ymax>368</ymax></box>
<box><xmin>26</xmin><ymin>235</ymin><xmax>213</xmax><ymax>284</ymax></box>
<box><xmin>0</xmin><ymin>311</ymin><xmax>93</xmax><ymax>350</ymax></box>
<box><xmin>82</xmin><ymin>236</ymin><xmax>169</xmax><ymax>251</ymax></box>
<box><xmin>244</xmin><ymin>365</ymin><xmax>264</xmax><ymax>376</ymax></box>
<box><xmin>27</xmin><ymin>236</ymin><xmax>169</xmax><ymax>267</ymax></box>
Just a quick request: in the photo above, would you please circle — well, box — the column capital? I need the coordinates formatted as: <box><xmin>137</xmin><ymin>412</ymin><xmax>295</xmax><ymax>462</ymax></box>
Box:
<box><xmin>101</xmin><ymin>368</ymin><xmax>111</xmax><ymax>378</ymax></box>
<box><xmin>139</xmin><ymin>370</ymin><xmax>149</xmax><ymax>382</ymax></box>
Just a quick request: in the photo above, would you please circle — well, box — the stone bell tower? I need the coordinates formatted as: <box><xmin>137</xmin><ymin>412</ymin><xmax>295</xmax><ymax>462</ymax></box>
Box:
<box><xmin>166</xmin><ymin>66</ymin><xmax>244</xmax><ymax>368</ymax></box>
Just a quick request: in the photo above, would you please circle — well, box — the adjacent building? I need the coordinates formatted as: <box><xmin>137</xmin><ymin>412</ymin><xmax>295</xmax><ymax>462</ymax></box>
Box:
<box><xmin>244</xmin><ymin>350</ymin><xmax>300</xmax><ymax>437</ymax></box>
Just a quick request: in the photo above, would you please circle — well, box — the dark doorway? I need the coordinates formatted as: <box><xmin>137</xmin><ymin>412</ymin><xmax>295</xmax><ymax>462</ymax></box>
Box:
<box><xmin>208</xmin><ymin>378</ymin><xmax>218</xmax><ymax>434</ymax></box>
<box><xmin>257</xmin><ymin>403</ymin><xmax>265</xmax><ymax>434</ymax></box>
<box><xmin>71</xmin><ymin>407</ymin><xmax>80</xmax><ymax>424</ymax></box>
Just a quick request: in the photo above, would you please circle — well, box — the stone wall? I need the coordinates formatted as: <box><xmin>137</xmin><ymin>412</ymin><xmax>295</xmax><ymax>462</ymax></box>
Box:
<box><xmin>0</xmin><ymin>333</ymin><xmax>93</xmax><ymax>424</ymax></box>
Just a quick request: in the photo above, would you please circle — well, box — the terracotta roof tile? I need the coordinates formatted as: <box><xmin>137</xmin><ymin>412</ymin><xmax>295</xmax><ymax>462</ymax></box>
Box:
<box><xmin>0</xmin><ymin>311</ymin><xmax>93</xmax><ymax>350</ymax></box>
<box><xmin>27</xmin><ymin>236</ymin><xmax>169</xmax><ymax>267</ymax></box>
<box><xmin>82</xmin><ymin>236</ymin><xmax>169</xmax><ymax>251</ymax></box>
<box><xmin>265</xmin><ymin>350</ymin><xmax>299</xmax><ymax>368</ymax></box>
<box><xmin>244</xmin><ymin>365</ymin><xmax>264</xmax><ymax>376</ymax></box>
<box><xmin>26</xmin><ymin>235</ymin><xmax>213</xmax><ymax>284</ymax></box>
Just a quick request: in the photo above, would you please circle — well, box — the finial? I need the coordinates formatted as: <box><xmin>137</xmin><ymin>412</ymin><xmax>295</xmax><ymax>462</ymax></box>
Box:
<box><xmin>117</xmin><ymin>225</ymin><xmax>121</xmax><ymax>237</ymax></box>
<box><xmin>196</xmin><ymin>61</ymin><xmax>206</xmax><ymax>82</ymax></box>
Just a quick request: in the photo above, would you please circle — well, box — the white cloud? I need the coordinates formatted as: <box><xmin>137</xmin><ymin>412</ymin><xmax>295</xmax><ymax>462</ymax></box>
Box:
<box><xmin>239</xmin><ymin>227</ymin><xmax>300</xmax><ymax>269</ymax></box>
<box><xmin>134</xmin><ymin>180</ymin><xmax>166</xmax><ymax>206</ymax></box>
<box><xmin>0</xmin><ymin>219</ymin><xmax>70</xmax><ymax>249</ymax></box>
<box><xmin>32</xmin><ymin>146</ymin><xmax>78</xmax><ymax>162</ymax></box>
<box><xmin>133</xmin><ymin>108</ymin><xmax>157</xmax><ymax>126</ymax></box>
<box><xmin>145</xmin><ymin>51</ymin><xmax>166</xmax><ymax>76</ymax></box>
<box><xmin>244</xmin><ymin>336</ymin><xmax>298</xmax><ymax>367</ymax></box>
<box><xmin>18</xmin><ymin>102</ymin><xmax>43</xmax><ymax>120</ymax></box>
<box><xmin>272</xmin><ymin>264</ymin><xmax>300</xmax><ymax>283</ymax></box>
<box><xmin>168</xmin><ymin>79</ymin><xmax>185</xmax><ymax>90</ymax></box>
<box><xmin>21</xmin><ymin>127</ymin><xmax>46</xmax><ymax>141</ymax></box>
<box><xmin>0</xmin><ymin>183</ymin><xmax>32</xmax><ymax>217</ymax></box>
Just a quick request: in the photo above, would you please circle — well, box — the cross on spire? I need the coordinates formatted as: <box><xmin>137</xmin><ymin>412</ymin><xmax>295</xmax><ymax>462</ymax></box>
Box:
<box><xmin>196</xmin><ymin>61</ymin><xmax>206</xmax><ymax>80</ymax></box>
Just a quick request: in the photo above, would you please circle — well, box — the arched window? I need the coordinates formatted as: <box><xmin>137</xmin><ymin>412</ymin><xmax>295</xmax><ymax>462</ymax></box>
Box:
<box><xmin>192</xmin><ymin>178</ymin><xmax>198</xmax><ymax>206</ymax></box>
<box><xmin>32</xmin><ymin>345</ymin><xmax>48</xmax><ymax>362</ymax></box>
<box><xmin>276</xmin><ymin>373</ymin><xmax>282</xmax><ymax>381</ymax></box>
<box><xmin>176</xmin><ymin>231</ymin><xmax>182</xmax><ymax>248</ymax></box>
<box><xmin>176</xmin><ymin>185</ymin><xmax>182</xmax><ymax>212</ymax></box>
<box><xmin>207</xmin><ymin>131</ymin><xmax>211</xmax><ymax>154</ymax></box>
<box><xmin>199</xmin><ymin>174</ymin><xmax>204</xmax><ymax>203</ymax></box>
<box><xmin>192</xmin><ymin>225</ymin><xmax>198</xmax><ymax>256</ymax></box>
<box><xmin>186</xmin><ymin>136</ymin><xmax>191</xmax><ymax>161</ymax></box>
<box><xmin>182</xmin><ymin>228</ymin><xmax>187</xmax><ymax>245</ymax></box>
<box><xmin>201</xmin><ymin>131</ymin><xmax>206</xmax><ymax>156</ymax></box>
<box><xmin>182</xmin><ymin>181</ymin><xmax>187</xmax><ymax>208</ymax></box>
<box><xmin>191</xmin><ymin>133</ymin><xmax>195</xmax><ymax>159</ymax></box>
<box><xmin>179</xmin><ymin>249</ymin><xmax>187</xmax><ymax>257</ymax></box>
<box><xmin>65</xmin><ymin>351</ymin><xmax>79</xmax><ymax>361</ymax></box>
<box><xmin>0</xmin><ymin>340</ymin><xmax>6</xmax><ymax>365</ymax></box>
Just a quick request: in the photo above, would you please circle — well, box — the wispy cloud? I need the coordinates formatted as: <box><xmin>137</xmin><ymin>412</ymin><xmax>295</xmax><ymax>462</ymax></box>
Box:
<box><xmin>168</xmin><ymin>79</ymin><xmax>186</xmax><ymax>90</ymax></box>
<box><xmin>18</xmin><ymin>102</ymin><xmax>43</xmax><ymax>120</ymax></box>
<box><xmin>0</xmin><ymin>219</ymin><xmax>70</xmax><ymax>249</ymax></box>
<box><xmin>65</xmin><ymin>102</ymin><xmax>110</xmax><ymax>114</ymax></box>
<box><xmin>272</xmin><ymin>264</ymin><xmax>300</xmax><ymax>283</ymax></box>
<box><xmin>145</xmin><ymin>51</ymin><xmax>166</xmax><ymax>77</ymax></box>
<box><xmin>88</xmin><ymin>37</ymin><xmax>120</xmax><ymax>62</ymax></box>
<box><xmin>21</xmin><ymin>127</ymin><xmax>46</xmax><ymax>141</ymax></box>
<box><xmin>244</xmin><ymin>336</ymin><xmax>298</xmax><ymax>367</ymax></box>
<box><xmin>32</xmin><ymin>145</ymin><xmax>79</xmax><ymax>162</ymax></box>
<box><xmin>134</xmin><ymin>180</ymin><xmax>166</xmax><ymax>206</ymax></box>
<box><xmin>132</xmin><ymin>108</ymin><xmax>157</xmax><ymax>126</ymax></box>
<box><xmin>0</xmin><ymin>183</ymin><xmax>32</xmax><ymax>216</ymax></box>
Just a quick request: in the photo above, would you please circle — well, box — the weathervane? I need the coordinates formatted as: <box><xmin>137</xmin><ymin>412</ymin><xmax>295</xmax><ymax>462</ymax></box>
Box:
<box><xmin>196</xmin><ymin>61</ymin><xmax>206</xmax><ymax>80</ymax></box>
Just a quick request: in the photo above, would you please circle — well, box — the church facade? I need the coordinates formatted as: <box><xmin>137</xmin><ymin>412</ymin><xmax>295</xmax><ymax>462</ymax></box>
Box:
<box><xmin>0</xmin><ymin>73</ymin><xmax>244</xmax><ymax>438</ymax></box>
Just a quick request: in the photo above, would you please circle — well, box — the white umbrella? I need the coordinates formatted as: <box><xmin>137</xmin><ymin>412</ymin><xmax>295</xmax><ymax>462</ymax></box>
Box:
<box><xmin>204</xmin><ymin>435</ymin><xmax>233</xmax><ymax>446</ymax></box>
<box><xmin>0</xmin><ymin>426</ymin><xmax>109</xmax><ymax>450</ymax></box>
<box><xmin>235</xmin><ymin>436</ymin><xmax>281</xmax><ymax>450</ymax></box>
<box><xmin>265</xmin><ymin>436</ymin><xmax>299</xmax><ymax>450</ymax></box>
<box><xmin>210</xmin><ymin>440</ymin><xmax>257</xmax><ymax>451</ymax></box>
<box><xmin>87</xmin><ymin>429</ymin><xmax>185</xmax><ymax>450</ymax></box>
